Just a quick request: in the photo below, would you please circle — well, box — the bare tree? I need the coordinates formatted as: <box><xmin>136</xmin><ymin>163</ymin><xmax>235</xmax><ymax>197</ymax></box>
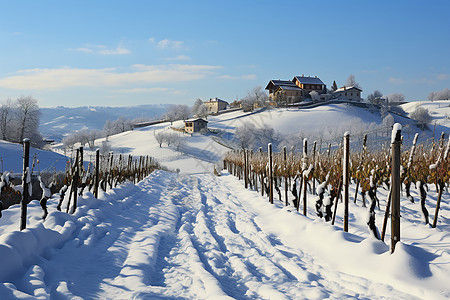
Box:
<box><xmin>345</xmin><ymin>74</ymin><xmax>361</xmax><ymax>89</ymax></box>
<box><xmin>0</xmin><ymin>99</ymin><xmax>13</xmax><ymax>140</ymax></box>
<box><xmin>428</xmin><ymin>88</ymin><xmax>450</xmax><ymax>101</ymax></box>
<box><xmin>386</xmin><ymin>93</ymin><xmax>405</xmax><ymax>104</ymax></box>
<box><xmin>155</xmin><ymin>132</ymin><xmax>165</xmax><ymax>147</ymax></box>
<box><xmin>410</xmin><ymin>106</ymin><xmax>431</xmax><ymax>130</ymax></box>
<box><xmin>310</xmin><ymin>91</ymin><xmax>320</xmax><ymax>102</ymax></box>
<box><xmin>175</xmin><ymin>104</ymin><xmax>191</xmax><ymax>121</ymax></box>
<box><xmin>15</xmin><ymin>96</ymin><xmax>40</xmax><ymax>143</ymax></box>
<box><xmin>164</xmin><ymin>104</ymin><xmax>190</xmax><ymax>124</ymax></box>
<box><xmin>367</xmin><ymin>90</ymin><xmax>383</xmax><ymax>104</ymax></box>
<box><xmin>242</xmin><ymin>86</ymin><xmax>268</xmax><ymax>111</ymax></box>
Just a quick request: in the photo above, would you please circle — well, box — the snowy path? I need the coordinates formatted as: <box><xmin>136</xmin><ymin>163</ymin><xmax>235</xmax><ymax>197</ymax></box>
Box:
<box><xmin>0</xmin><ymin>170</ymin><xmax>447</xmax><ymax>299</ymax></box>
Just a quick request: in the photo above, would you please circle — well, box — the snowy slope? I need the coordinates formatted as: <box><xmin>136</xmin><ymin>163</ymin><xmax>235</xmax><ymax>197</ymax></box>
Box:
<box><xmin>0</xmin><ymin>140</ymin><xmax>68</xmax><ymax>173</ymax></box>
<box><xmin>0</xmin><ymin>170</ymin><xmax>448</xmax><ymax>299</ymax></box>
<box><xmin>402</xmin><ymin>100</ymin><xmax>450</xmax><ymax>128</ymax></box>
<box><xmin>209</xmin><ymin>104</ymin><xmax>383</xmax><ymax>135</ymax></box>
<box><xmin>40</xmin><ymin>104</ymin><xmax>169</xmax><ymax>142</ymax></box>
<box><xmin>0</xmin><ymin>101</ymin><xmax>449</xmax><ymax>299</ymax></box>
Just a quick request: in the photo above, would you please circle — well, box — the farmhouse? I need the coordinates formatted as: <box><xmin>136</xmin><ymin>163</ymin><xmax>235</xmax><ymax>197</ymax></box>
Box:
<box><xmin>204</xmin><ymin>98</ymin><xmax>229</xmax><ymax>114</ymax></box>
<box><xmin>265</xmin><ymin>75</ymin><xmax>325</xmax><ymax>104</ymax></box>
<box><xmin>331</xmin><ymin>86</ymin><xmax>363</xmax><ymax>101</ymax></box>
<box><xmin>184</xmin><ymin>118</ymin><xmax>208</xmax><ymax>134</ymax></box>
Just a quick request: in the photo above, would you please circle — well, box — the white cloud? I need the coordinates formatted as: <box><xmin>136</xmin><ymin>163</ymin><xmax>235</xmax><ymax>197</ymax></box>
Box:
<box><xmin>0</xmin><ymin>64</ymin><xmax>222</xmax><ymax>90</ymax></box>
<box><xmin>219</xmin><ymin>74</ymin><xmax>257</xmax><ymax>80</ymax></box>
<box><xmin>389</xmin><ymin>77</ymin><xmax>406</xmax><ymax>84</ymax></box>
<box><xmin>148</xmin><ymin>37</ymin><xmax>155</xmax><ymax>43</ymax></box>
<box><xmin>72</xmin><ymin>44</ymin><xmax>131</xmax><ymax>55</ymax></box>
<box><xmin>164</xmin><ymin>55</ymin><xmax>191</xmax><ymax>61</ymax></box>
<box><xmin>118</xmin><ymin>87</ymin><xmax>170</xmax><ymax>93</ymax></box>
<box><xmin>437</xmin><ymin>74</ymin><xmax>449</xmax><ymax>81</ymax></box>
<box><xmin>118</xmin><ymin>87</ymin><xmax>187</xmax><ymax>95</ymax></box>
<box><xmin>98</xmin><ymin>46</ymin><xmax>131</xmax><ymax>55</ymax></box>
<box><xmin>158</xmin><ymin>39</ymin><xmax>185</xmax><ymax>50</ymax></box>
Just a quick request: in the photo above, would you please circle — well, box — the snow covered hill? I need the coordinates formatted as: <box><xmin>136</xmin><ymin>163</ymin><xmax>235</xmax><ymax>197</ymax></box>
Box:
<box><xmin>0</xmin><ymin>101</ymin><xmax>449</xmax><ymax>299</ymax></box>
<box><xmin>0</xmin><ymin>140</ymin><xmax>68</xmax><ymax>173</ymax></box>
<box><xmin>40</xmin><ymin>104</ymin><xmax>169</xmax><ymax>142</ymax></box>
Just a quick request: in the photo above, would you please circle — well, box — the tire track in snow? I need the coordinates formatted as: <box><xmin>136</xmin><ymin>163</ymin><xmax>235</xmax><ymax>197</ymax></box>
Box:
<box><xmin>14</xmin><ymin>171</ymin><xmax>181</xmax><ymax>299</ymax></box>
<box><xmin>187</xmin><ymin>173</ymin><xmax>420</xmax><ymax>300</ymax></box>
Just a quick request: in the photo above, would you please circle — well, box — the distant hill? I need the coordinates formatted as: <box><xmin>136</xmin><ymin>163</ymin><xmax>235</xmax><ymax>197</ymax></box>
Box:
<box><xmin>39</xmin><ymin>104</ymin><xmax>169</xmax><ymax>142</ymax></box>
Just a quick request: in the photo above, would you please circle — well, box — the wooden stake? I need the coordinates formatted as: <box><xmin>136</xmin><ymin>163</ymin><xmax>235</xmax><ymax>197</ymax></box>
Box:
<box><xmin>284</xmin><ymin>146</ymin><xmax>288</xmax><ymax>206</ymax></box>
<box><xmin>343</xmin><ymin>132</ymin><xmax>350</xmax><ymax>232</ymax></box>
<box><xmin>391</xmin><ymin>125</ymin><xmax>402</xmax><ymax>253</ymax></box>
<box><xmin>268</xmin><ymin>143</ymin><xmax>273</xmax><ymax>204</ymax></box>
<box><xmin>20</xmin><ymin>139</ymin><xmax>30</xmax><ymax>231</ymax></box>
<box><xmin>94</xmin><ymin>149</ymin><xmax>100</xmax><ymax>198</ymax></box>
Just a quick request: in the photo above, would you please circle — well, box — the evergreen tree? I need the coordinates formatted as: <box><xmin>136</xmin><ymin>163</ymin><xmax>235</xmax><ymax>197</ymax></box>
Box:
<box><xmin>332</xmin><ymin>81</ymin><xmax>338</xmax><ymax>91</ymax></box>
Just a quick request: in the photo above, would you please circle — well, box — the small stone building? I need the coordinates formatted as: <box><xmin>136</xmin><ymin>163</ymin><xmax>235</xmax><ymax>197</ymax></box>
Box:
<box><xmin>204</xmin><ymin>98</ymin><xmax>229</xmax><ymax>114</ymax></box>
<box><xmin>184</xmin><ymin>118</ymin><xmax>208</xmax><ymax>134</ymax></box>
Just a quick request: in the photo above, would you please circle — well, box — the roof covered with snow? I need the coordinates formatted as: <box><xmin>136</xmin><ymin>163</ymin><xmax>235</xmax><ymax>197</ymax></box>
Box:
<box><xmin>277</xmin><ymin>85</ymin><xmax>302</xmax><ymax>91</ymax></box>
<box><xmin>265</xmin><ymin>80</ymin><xmax>297</xmax><ymax>90</ymax></box>
<box><xmin>293</xmin><ymin>76</ymin><xmax>324</xmax><ymax>85</ymax></box>
<box><xmin>185</xmin><ymin>118</ymin><xmax>208</xmax><ymax>123</ymax></box>
<box><xmin>335</xmin><ymin>86</ymin><xmax>363</xmax><ymax>92</ymax></box>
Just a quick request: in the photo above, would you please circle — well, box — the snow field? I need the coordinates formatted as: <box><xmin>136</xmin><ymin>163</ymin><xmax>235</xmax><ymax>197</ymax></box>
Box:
<box><xmin>0</xmin><ymin>168</ymin><xmax>448</xmax><ymax>299</ymax></box>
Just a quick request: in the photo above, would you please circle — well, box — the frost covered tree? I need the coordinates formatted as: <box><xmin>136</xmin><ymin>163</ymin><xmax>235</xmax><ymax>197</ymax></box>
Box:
<box><xmin>15</xmin><ymin>96</ymin><xmax>41</xmax><ymax>143</ymax></box>
<box><xmin>386</xmin><ymin>93</ymin><xmax>405</xmax><ymax>104</ymax></box>
<box><xmin>367</xmin><ymin>90</ymin><xmax>383</xmax><ymax>104</ymax></box>
<box><xmin>382</xmin><ymin>114</ymin><xmax>395</xmax><ymax>133</ymax></box>
<box><xmin>235</xmin><ymin>123</ymin><xmax>256</xmax><ymax>149</ymax></box>
<box><xmin>310</xmin><ymin>91</ymin><xmax>320</xmax><ymax>102</ymax></box>
<box><xmin>174</xmin><ymin>104</ymin><xmax>191</xmax><ymax>121</ymax></box>
<box><xmin>0</xmin><ymin>99</ymin><xmax>13</xmax><ymax>141</ymax></box>
<box><xmin>428</xmin><ymin>88</ymin><xmax>450</xmax><ymax>101</ymax></box>
<box><xmin>164</xmin><ymin>104</ymin><xmax>191</xmax><ymax>124</ymax></box>
<box><xmin>241</xmin><ymin>86</ymin><xmax>268</xmax><ymax>112</ymax></box>
<box><xmin>410</xmin><ymin>106</ymin><xmax>431</xmax><ymax>130</ymax></box>
<box><xmin>103</xmin><ymin>117</ymin><xmax>133</xmax><ymax>140</ymax></box>
<box><xmin>345</xmin><ymin>74</ymin><xmax>361</xmax><ymax>89</ymax></box>
<box><xmin>191</xmin><ymin>99</ymin><xmax>209</xmax><ymax>119</ymax></box>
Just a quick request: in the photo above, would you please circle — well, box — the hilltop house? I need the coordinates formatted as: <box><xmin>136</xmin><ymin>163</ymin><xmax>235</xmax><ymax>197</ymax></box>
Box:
<box><xmin>265</xmin><ymin>75</ymin><xmax>325</xmax><ymax>104</ymax></box>
<box><xmin>331</xmin><ymin>86</ymin><xmax>363</xmax><ymax>101</ymax></box>
<box><xmin>204</xmin><ymin>98</ymin><xmax>229</xmax><ymax>114</ymax></box>
<box><xmin>184</xmin><ymin>118</ymin><xmax>208</xmax><ymax>134</ymax></box>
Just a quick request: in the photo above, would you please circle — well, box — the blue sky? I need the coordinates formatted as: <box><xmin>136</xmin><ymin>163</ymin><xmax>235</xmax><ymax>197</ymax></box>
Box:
<box><xmin>0</xmin><ymin>0</ymin><xmax>449</xmax><ymax>107</ymax></box>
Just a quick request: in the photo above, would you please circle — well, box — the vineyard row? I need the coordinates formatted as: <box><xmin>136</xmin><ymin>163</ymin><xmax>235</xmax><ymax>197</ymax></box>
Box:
<box><xmin>223</xmin><ymin>127</ymin><xmax>449</xmax><ymax>252</ymax></box>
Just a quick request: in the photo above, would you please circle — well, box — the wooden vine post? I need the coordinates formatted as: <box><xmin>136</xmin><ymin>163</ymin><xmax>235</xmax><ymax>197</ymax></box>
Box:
<box><xmin>284</xmin><ymin>146</ymin><xmax>288</xmax><ymax>206</ymax></box>
<box><xmin>302</xmin><ymin>139</ymin><xmax>308</xmax><ymax>216</ymax></box>
<box><xmin>244</xmin><ymin>149</ymin><xmax>248</xmax><ymax>189</ymax></box>
<box><xmin>354</xmin><ymin>134</ymin><xmax>367</xmax><ymax>204</ymax></box>
<box><xmin>20</xmin><ymin>139</ymin><xmax>30</xmax><ymax>231</ymax></box>
<box><xmin>432</xmin><ymin>136</ymin><xmax>449</xmax><ymax>228</ymax></box>
<box><xmin>259</xmin><ymin>147</ymin><xmax>264</xmax><ymax>196</ymax></box>
<box><xmin>268</xmin><ymin>143</ymin><xmax>273</xmax><ymax>204</ymax></box>
<box><xmin>391</xmin><ymin>124</ymin><xmax>402</xmax><ymax>253</ymax></box>
<box><xmin>343</xmin><ymin>132</ymin><xmax>350</xmax><ymax>232</ymax></box>
<box><xmin>94</xmin><ymin>149</ymin><xmax>100</xmax><ymax>198</ymax></box>
<box><xmin>71</xmin><ymin>149</ymin><xmax>80</xmax><ymax>214</ymax></box>
<box><xmin>312</xmin><ymin>141</ymin><xmax>317</xmax><ymax>195</ymax></box>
